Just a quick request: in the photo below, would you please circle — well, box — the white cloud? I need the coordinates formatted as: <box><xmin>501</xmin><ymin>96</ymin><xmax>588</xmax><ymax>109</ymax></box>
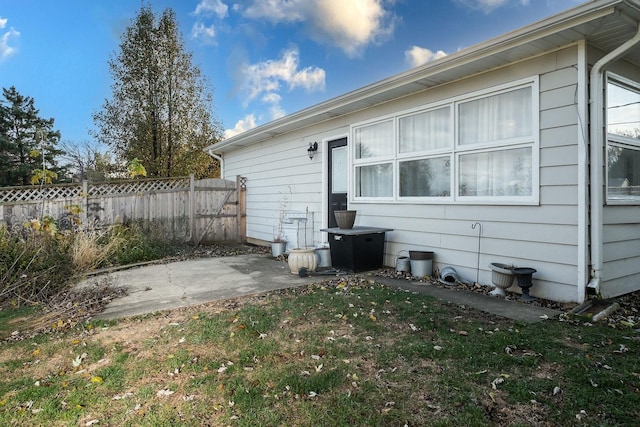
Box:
<box><xmin>241</xmin><ymin>0</ymin><xmax>396</xmax><ymax>57</ymax></box>
<box><xmin>191</xmin><ymin>0</ymin><xmax>228</xmax><ymax>44</ymax></box>
<box><xmin>269</xmin><ymin>104</ymin><xmax>286</xmax><ymax>120</ymax></box>
<box><xmin>243</xmin><ymin>0</ymin><xmax>304</xmax><ymax>22</ymax></box>
<box><xmin>193</xmin><ymin>0</ymin><xmax>229</xmax><ymax>18</ymax></box>
<box><xmin>261</xmin><ymin>92</ymin><xmax>282</xmax><ymax>105</ymax></box>
<box><xmin>0</xmin><ymin>17</ymin><xmax>19</xmax><ymax>61</ymax></box>
<box><xmin>239</xmin><ymin>46</ymin><xmax>325</xmax><ymax>109</ymax></box>
<box><xmin>224</xmin><ymin>114</ymin><xmax>257</xmax><ymax>138</ymax></box>
<box><xmin>308</xmin><ymin>0</ymin><xmax>396</xmax><ymax>57</ymax></box>
<box><xmin>405</xmin><ymin>46</ymin><xmax>447</xmax><ymax>68</ymax></box>
<box><xmin>455</xmin><ymin>0</ymin><xmax>530</xmax><ymax>14</ymax></box>
<box><xmin>191</xmin><ymin>22</ymin><xmax>217</xmax><ymax>45</ymax></box>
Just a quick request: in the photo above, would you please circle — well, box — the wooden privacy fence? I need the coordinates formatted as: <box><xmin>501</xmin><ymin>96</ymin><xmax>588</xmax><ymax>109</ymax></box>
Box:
<box><xmin>0</xmin><ymin>175</ymin><xmax>247</xmax><ymax>244</ymax></box>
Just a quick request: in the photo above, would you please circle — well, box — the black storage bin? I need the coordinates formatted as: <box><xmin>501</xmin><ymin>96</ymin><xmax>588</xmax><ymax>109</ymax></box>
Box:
<box><xmin>324</xmin><ymin>227</ymin><xmax>390</xmax><ymax>272</ymax></box>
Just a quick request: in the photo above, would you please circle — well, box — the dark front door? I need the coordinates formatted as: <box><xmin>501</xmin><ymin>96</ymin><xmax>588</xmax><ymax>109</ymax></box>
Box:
<box><xmin>328</xmin><ymin>137</ymin><xmax>348</xmax><ymax>228</ymax></box>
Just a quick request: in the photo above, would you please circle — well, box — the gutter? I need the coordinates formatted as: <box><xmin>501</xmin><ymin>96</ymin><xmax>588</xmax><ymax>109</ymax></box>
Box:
<box><xmin>206</xmin><ymin>149</ymin><xmax>224</xmax><ymax>179</ymax></box>
<box><xmin>587</xmin><ymin>16</ymin><xmax>640</xmax><ymax>297</ymax></box>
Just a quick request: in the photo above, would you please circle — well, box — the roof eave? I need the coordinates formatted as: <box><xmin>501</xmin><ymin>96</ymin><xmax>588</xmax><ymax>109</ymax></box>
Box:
<box><xmin>207</xmin><ymin>0</ymin><xmax>629</xmax><ymax>154</ymax></box>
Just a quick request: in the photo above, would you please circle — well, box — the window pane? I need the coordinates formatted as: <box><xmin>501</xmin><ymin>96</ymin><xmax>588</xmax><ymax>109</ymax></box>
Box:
<box><xmin>459</xmin><ymin>148</ymin><xmax>532</xmax><ymax>197</ymax></box>
<box><xmin>607</xmin><ymin>144</ymin><xmax>640</xmax><ymax>200</ymax></box>
<box><xmin>607</xmin><ymin>81</ymin><xmax>640</xmax><ymax>139</ymax></box>
<box><xmin>459</xmin><ymin>87</ymin><xmax>532</xmax><ymax>145</ymax></box>
<box><xmin>354</xmin><ymin>120</ymin><xmax>393</xmax><ymax>159</ymax></box>
<box><xmin>331</xmin><ymin>146</ymin><xmax>348</xmax><ymax>193</ymax></box>
<box><xmin>356</xmin><ymin>163</ymin><xmax>393</xmax><ymax>197</ymax></box>
<box><xmin>399</xmin><ymin>107</ymin><xmax>450</xmax><ymax>153</ymax></box>
<box><xmin>400</xmin><ymin>157</ymin><xmax>450</xmax><ymax>197</ymax></box>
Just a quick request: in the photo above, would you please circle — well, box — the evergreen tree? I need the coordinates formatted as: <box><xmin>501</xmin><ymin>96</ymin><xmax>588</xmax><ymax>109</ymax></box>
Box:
<box><xmin>93</xmin><ymin>5</ymin><xmax>221</xmax><ymax>178</ymax></box>
<box><xmin>0</xmin><ymin>86</ymin><xmax>64</xmax><ymax>186</ymax></box>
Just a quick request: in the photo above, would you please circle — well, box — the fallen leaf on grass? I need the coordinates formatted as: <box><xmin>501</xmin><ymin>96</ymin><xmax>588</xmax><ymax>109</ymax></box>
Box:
<box><xmin>73</xmin><ymin>353</ymin><xmax>87</xmax><ymax>368</ymax></box>
<box><xmin>613</xmin><ymin>344</ymin><xmax>629</xmax><ymax>354</ymax></box>
<box><xmin>112</xmin><ymin>392</ymin><xmax>134</xmax><ymax>400</ymax></box>
<box><xmin>491</xmin><ymin>377</ymin><xmax>505</xmax><ymax>389</ymax></box>
<box><xmin>156</xmin><ymin>389</ymin><xmax>175</xmax><ymax>397</ymax></box>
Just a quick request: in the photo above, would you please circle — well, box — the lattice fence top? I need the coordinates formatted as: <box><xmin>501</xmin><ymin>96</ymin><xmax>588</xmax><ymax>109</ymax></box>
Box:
<box><xmin>88</xmin><ymin>177</ymin><xmax>190</xmax><ymax>197</ymax></box>
<box><xmin>0</xmin><ymin>184</ymin><xmax>82</xmax><ymax>203</ymax></box>
<box><xmin>0</xmin><ymin>177</ymin><xmax>192</xmax><ymax>203</ymax></box>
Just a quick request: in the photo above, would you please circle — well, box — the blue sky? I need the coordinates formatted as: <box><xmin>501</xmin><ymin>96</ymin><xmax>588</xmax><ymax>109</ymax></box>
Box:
<box><xmin>0</xmin><ymin>0</ymin><xmax>584</xmax><ymax>145</ymax></box>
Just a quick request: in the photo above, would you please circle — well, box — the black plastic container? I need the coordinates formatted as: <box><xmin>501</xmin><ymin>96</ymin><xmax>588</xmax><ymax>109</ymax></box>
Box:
<box><xmin>328</xmin><ymin>231</ymin><xmax>386</xmax><ymax>272</ymax></box>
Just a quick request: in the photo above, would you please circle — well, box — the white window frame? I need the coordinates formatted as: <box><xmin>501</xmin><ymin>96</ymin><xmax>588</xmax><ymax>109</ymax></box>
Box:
<box><xmin>350</xmin><ymin>77</ymin><xmax>540</xmax><ymax>205</ymax></box>
<box><xmin>605</xmin><ymin>72</ymin><xmax>640</xmax><ymax>205</ymax></box>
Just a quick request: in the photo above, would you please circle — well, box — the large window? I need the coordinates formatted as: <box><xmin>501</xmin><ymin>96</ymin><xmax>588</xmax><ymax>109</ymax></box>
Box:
<box><xmin>607</xmin><ymin>74</ymin><xmax>640</xmax><ymax>203</ymax></box>
<box><xmin>352</xmin><ymin>79</ymin><xmax>538</xmax><ymax>203</ymax></box>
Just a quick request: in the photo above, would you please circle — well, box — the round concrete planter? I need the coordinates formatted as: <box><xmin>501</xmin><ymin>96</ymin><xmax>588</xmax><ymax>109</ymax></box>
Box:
<box><xmin>288</xmin><ymin>247</ymin><xmax>318</xmax><ymax>274</ymax></box>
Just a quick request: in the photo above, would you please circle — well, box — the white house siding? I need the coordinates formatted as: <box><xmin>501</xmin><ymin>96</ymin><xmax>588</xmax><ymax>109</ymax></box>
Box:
<box><xmin>222</xmin><ymin>45</ymin><xmax>584</xmax><ymax>302</ymax></box>
<box><xmin>599</xmin><ymin>57</ymin><xmax>640</xmax><ymax>299</ymax></box>
<box><xmin>222</xmin><ymin>119</ymin><xmax>350</xmax><ymax>247</ymax></box>
<box><xmin>342</xmin><ymin>47</ymin><xmax>583</xmax><ymax>302</ymax></box>
<box><xmin>602</xmin><ymin>207</ymin><xmax>640</xmax><ymax>297</ymax></box>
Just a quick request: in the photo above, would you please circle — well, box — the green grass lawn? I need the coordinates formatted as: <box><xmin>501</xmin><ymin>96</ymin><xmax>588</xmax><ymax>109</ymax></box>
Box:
<box><xmin>0</xmin><ymin>279</ymin><xmax>638</xmax><ymax>426</ymax></box>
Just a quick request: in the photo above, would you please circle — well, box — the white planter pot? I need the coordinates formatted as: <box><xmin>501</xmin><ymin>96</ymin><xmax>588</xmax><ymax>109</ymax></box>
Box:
<box><xmin>288</xmin><ymin>247</ymin><xmax>318</xmax><ymax>274</ymax></box>
<box><xmin>489</xmin><ymin>262</ymin><xmax>515</xmax><ymax>296</ymax></box>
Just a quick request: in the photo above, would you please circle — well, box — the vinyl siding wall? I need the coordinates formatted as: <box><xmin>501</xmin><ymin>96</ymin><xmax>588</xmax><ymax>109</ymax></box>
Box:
<box><xmin>597</xmin><ymin>53</ymin><xmax>640</xmax><ymax>298</ymax></box>
<box><xmin>223</xmin><ymin>45</ymin><xmax>584</xmax><ymax>302</ymax></box>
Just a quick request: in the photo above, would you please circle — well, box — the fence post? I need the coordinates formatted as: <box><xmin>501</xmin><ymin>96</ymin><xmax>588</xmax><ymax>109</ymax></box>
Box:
<box><xmin>189</xmin><ymin>174</ymin><xmax>195</xmax><ymax>244</ymax></box>
<box><xmin>237</xmin><ymin>176</ymin><xmax>247</xmax><ymax>243</ymax></box>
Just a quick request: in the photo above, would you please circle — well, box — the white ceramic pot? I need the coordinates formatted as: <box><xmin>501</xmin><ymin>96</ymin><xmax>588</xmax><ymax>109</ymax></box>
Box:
<box><xmin>288</xmin><ymin>247</ymin><xmax>318</xmax><ymax>274</ymax></box>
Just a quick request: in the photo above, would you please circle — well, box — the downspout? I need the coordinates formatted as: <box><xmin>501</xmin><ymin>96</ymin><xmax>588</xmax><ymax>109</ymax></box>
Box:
<box><xmin>588</xmin><ymin>18</ymin><xmax>640</xmax><ymax>297</ymax></box>
<box><xmin>207</xmin><ymin>149</ymin><xmax>224</xmax><ymax>179</ymax></box>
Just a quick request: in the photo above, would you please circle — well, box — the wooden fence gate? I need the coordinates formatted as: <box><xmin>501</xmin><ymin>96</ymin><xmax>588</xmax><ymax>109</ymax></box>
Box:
<box><xmin>0</xmin><ymin>175</ymin><xmax>246</xmax><ymax>244</ymax></box>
